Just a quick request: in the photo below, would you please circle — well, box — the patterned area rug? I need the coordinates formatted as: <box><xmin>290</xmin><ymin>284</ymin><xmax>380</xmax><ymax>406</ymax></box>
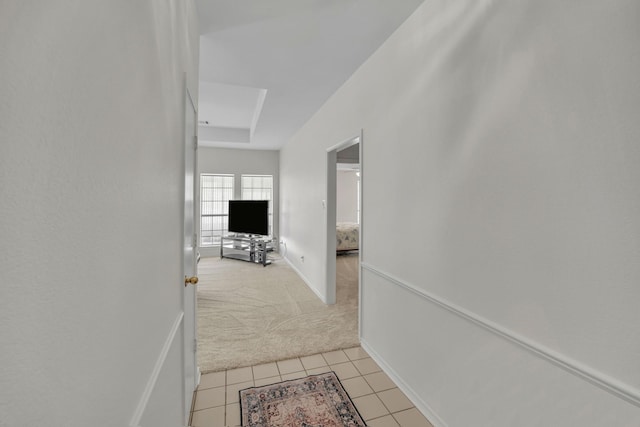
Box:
<box><xmin>240</xmin><ymin>372</ymin><xmax>366</xmax><ymax>427</ymax></box>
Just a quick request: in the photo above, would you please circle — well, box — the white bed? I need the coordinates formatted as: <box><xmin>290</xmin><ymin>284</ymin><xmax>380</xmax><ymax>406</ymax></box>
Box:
<box><xmin>336</xmin><ymin>222</ymin><xmax>359</xmax><ymax>252</ymax></box>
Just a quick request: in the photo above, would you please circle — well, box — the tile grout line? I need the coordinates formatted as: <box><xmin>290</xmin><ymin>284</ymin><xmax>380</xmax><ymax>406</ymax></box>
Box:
<box><xmin>192</xmin><ymin>348</ymin><xmax>430</xmax><ymax>427</ymax></box>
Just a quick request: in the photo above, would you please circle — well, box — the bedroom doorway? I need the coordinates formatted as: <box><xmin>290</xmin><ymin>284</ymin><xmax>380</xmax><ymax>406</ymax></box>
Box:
<box><xmin>326</xmin><ymin>132</ymin><xmax>362</xmax><ymax>318</ymax></box>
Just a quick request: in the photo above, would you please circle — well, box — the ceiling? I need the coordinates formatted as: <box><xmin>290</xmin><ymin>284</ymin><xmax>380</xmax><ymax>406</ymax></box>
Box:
<box><xmin>195</xmin><ymin>0</ymin><xmax>425</xmax><ymax>150</ymax></box>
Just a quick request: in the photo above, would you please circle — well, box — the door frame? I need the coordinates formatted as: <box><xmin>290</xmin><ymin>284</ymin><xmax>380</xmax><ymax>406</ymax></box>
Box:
<box><xmin>325</xmin><ymin>130</ymin><xmax>363</xmax><ymax>315</ymax></box>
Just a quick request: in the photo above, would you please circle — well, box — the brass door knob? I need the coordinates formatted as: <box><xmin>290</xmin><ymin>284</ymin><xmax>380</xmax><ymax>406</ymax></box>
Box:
<box><xmin>184</xmin><ymin>276</ymin><xmax>199</xmax><ymax>286</ymax></box>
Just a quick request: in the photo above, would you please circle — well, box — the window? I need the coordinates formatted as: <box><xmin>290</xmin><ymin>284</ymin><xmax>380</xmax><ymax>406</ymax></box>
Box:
<box><xmin>200</xmin><ymin>174</ymin><xmax>234</xmax><ymax>246</ymax></box>
<box><xmin>241</xmin><ymin>175</ymin><xmax>273</xmax><ymax>236</ymax></box>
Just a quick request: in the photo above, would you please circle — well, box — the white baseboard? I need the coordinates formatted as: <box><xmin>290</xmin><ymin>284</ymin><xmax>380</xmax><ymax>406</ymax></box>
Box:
<box><xmin>283</xmin><ymin>255</ymin><xmax>327</xmax><ymax>304</ymax></box>
<box><xmin>360</xmin><ymin>339</ymin><xmax>448</xmax><ymax>427</ymax></box>
<box><xmin>129</xmin><ymin>312</ymin><xmax>184</xmax><ymax>427</ymax></box>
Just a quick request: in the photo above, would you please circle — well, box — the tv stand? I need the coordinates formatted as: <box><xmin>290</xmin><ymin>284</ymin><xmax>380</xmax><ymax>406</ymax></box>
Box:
<box><xmin>220</xmin><ymin>234</ymin><xmax>272</xmax><ymax>266</ymax></box>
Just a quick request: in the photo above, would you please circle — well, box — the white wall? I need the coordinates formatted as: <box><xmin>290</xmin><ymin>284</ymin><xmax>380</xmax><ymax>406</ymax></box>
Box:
<box><xmin>336</xmin><ymin>170</ymin><xmax>359</xmax><ymax>223</ymax></box>
<box><xmin>197</xmin><ymin>147</ymin><xmax>279</xmax><ymax>257</ymax></box>
<box><xmin>0</xmin><ymin>1</ymin><xmax>198</xmax><ymax>426</ymax></box>
<box><xmin>279</xmin><ymin>0</ymin><xmax>640</xmax><ymax>425</ymax></box>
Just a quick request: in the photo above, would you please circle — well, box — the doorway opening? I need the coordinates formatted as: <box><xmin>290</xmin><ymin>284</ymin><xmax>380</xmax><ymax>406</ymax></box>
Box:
<box><xmin>326</xmin><ymin>132</ymin><xmax>362</xmax><ymax>327</ymax></box>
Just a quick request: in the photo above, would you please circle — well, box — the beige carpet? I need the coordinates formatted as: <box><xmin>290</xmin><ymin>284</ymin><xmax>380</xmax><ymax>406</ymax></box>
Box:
<box><xmin>197</xmin><ymin>252</ymin><xmax>360</xmax><ymax>373</ymax></box>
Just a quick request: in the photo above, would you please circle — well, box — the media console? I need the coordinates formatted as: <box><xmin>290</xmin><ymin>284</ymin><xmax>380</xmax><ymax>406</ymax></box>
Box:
<box><xmin>220</xmin><ymin>234</ymin><xmax>273</xmax><ymax>266</ymax></box>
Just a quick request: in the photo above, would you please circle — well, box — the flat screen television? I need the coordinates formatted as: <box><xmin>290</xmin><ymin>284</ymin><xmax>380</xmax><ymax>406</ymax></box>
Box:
<box><xmin>228</xmin><ymin>200</ymin><xmax>269</xmax><ymax>236</ymax></box>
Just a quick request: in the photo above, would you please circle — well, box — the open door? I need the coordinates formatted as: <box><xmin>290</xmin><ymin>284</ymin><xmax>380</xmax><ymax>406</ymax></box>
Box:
<box><xmin>183</xmin><ymin>86</ymin><xmax>199</xmax><ymax>423</ymax></box>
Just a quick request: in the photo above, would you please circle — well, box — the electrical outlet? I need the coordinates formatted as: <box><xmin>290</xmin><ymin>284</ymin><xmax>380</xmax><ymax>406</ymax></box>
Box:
<box><xmin>300</xmin><ymin>255</ymin><xmax>305</xmax><ymax>263</ymax></box>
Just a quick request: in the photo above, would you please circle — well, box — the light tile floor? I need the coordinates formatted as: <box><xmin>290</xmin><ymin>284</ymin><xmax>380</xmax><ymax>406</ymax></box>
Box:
<box><xmin>190</xmin><ymin>346</ymin><xmax>434</xmax><ymax>427</ymax></box>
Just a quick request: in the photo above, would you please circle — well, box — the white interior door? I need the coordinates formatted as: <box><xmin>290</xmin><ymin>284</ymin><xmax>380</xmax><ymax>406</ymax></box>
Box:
<box><xmin>183</xmin><ymin>87</ymin><xmax>198</xmax><ymax>424</ymax></box>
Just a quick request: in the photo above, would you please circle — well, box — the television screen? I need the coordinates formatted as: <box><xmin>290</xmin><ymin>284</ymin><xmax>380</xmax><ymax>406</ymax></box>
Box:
<box><xmin>228</xmin><ymin>200</ymin><xmax>269</xmax><ymax>236</ymax></box>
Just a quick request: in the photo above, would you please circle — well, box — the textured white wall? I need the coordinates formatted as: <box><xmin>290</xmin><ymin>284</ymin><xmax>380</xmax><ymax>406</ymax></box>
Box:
<box><xmin>281</xmin><ymin>136</ymin><xmax>336</xmax><ymax>299</ymax></box>
<box><xmin>336</xmin><ymin>170</ymin><xmax>359</xmax><ymax>223</ymax></box>
<box><xmin>279</xmin><ymin>0</ymin><xmax>640</xmax><ymax>425</ymax></box>
<box><xmin>0</xmin><ymin>1</ymin><xmax>198</xmax><ymax>426</ymax></box>
<box><xmin>197</xmin><ymin>147</ymin><xmax>280</xmax><ymax>256</ymax></box>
